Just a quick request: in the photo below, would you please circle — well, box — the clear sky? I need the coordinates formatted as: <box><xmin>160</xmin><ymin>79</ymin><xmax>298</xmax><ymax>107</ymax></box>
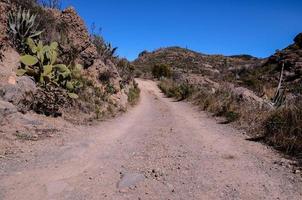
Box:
<box><xmin>62</xmin><ymin>0</ymin><xmax>302</xmax><ymax>60</ymax></box>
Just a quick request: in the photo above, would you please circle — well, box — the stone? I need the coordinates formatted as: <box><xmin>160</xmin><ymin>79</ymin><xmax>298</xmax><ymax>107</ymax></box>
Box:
<box><xmin>294</xmin><ymin>33</ymin><xmax>302</xmax><ymax>47</ymax></box>
<box><xmin>117</xmin><ymin>172</ymin><xmax>145</xmax><ymax>189</ymax></box>
<box><xmin>0</xmin><ymin>76</ymin><xmax>36</xmax><ymax>105</ymax></box>
<box><xmin>59</xmin><ymin>7</ymin><xmax>97</xmax><ymax>68</ymax></box>
<box><xmin>0</xmin><ymin>100</ymin><xmax>17</xmax><ymax>122</ymax></box>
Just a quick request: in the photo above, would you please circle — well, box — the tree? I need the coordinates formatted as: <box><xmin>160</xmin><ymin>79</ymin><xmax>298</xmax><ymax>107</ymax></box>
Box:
<box><xmin>152</xmin><ymin>64</ymin><xmax>171</xmax><ymax>79</ymax></box>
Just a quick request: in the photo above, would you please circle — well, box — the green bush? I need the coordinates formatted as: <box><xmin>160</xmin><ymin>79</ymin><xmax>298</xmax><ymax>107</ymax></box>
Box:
<box><xmin>152</xmin><ymin>64</ymin><xmax>171</xmax><ymax>79</ymax></box>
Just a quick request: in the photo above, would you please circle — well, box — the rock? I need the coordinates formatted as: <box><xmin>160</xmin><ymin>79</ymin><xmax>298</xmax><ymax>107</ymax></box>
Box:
<box><xmin>294</xmin><ymin>33</ymin><xmax>302</xmax><ymax>47</ymax></box>
<box><xmin>0</xmin><ymin>76</ymin><xmax>36</xmax><ymax>105</ymax></box>
<box><xmin>0</xmin><ymin>100</ymin><xmax>17</xmax><ymax>122</ymax></box>
<box><xmin>0</xmin><ymin>1</ymin><xmax>9</xmax><ymax>49</ymax></box>
<box><xmin>117</xmin><ymin>172</ymin><xmax>145</xmax><ymax>189</ymax></box>
<box><xmin>227</xmin><ymin>85</ymin><xmax>267</xmax><ymax>108</ymax></box>
<box><xmin>59</xmin><ymin>7</ymin><xmax>97</xmax><ymax>68</ymax></box>
<box><xmin>0</xmin><ymin>48</ymin><xmax>20</xmax><ymax>85</ymax></box>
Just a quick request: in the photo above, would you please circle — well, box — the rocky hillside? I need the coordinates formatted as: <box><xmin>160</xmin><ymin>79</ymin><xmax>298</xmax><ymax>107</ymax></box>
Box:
<box><xmin>0</xmin><ymin>0</ymin><xmax>139</xmax><ymax>155</ymax></box>
<box><xmin>239</xmin><ymin>33</ymin><xmax>302</xmax><ymax>97</ymax></box>
<box><xmin>134</xmin><ymin>33</ymin><xmax>302</xmax><ymax>100</ymax></box>
<box><xmin>133</xmin><ymin>47</ymin><xmax>264</xmax><ymax>80</ymax></box>
<box><xmin>134</xmin><ymin>33</ymin><xmax>302</xmax><ymax>157</ymax></box>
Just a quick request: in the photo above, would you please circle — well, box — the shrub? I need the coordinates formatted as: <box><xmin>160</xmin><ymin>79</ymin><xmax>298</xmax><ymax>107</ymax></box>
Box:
<box><xmin>116</xmin><ymin>59</ymin><xmax>135</xmax><ymax>85</ymax></box>
<box><xmin>20</xmin><ymin>85</ymin><xmax>67</xmax><ymax>117</ymax></box>
<box><xmin>263</xmin><ymin>102</ymin><xmax>302</xmax><ymax>155</ymax></box>
<box><xmin>105</xmin><ymin>83</ymin><xmax>117</xmax><ymax>95</ymax></box>
<box><xmin>158</xmin><ymin>79</ymin><xmax>177</xmax><ymax>97</ymax></box>
<box><xmin>98</xmin><ymin>71</ymin><xmax>112</xmax><ymax>84</ymax></box>
<box><xmin>178</xmin><ymin>83</ymin><xmax>195</xmax><ymax>100</ymax></box>
<box><xmin>158</xmin><ymin>79</ymin><xmax>194</xmax><ymax>100</ymax></box>
<box><xmin>159</xmin><ymin>79</ymin><xmax>242</xmax><ymax>124</ymax></box>
<box><xmin>152</xmin><ymin>64</ymin><xmax>171</xmax><ymax>79</ymax></box>
<box><xmin>128</xmin><ymin>81</ymin><xmax>140</xmax><ymax>105</ymax></box>
<box><xmin>192</xmin><ymin>87</ymin><xmax>241</xmax><ymax>123</ymax></box>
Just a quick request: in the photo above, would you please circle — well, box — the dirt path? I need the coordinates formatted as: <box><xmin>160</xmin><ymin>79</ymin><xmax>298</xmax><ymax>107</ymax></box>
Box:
<box><xmin>0</xmin><ymin>79</ymin><xmax>302</xmax><ymax>200</ymax></box>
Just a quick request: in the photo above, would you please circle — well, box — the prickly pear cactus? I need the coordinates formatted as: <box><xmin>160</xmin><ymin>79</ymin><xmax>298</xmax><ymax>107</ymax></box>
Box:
<box><xmin>17</xmin><ymin>38</ymin><xmax>80</xmax><ymax>98</ymax></box>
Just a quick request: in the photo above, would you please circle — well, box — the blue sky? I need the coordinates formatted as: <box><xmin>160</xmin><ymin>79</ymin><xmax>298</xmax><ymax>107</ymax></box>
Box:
<box><xmin>62</xmin><ymin>0</ymin><xmax>302</xmax><ymax>60</ymax></box>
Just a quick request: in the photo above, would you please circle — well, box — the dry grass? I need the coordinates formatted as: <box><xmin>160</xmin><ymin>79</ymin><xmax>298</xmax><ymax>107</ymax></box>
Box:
<box><xmin>263</xmin><ymin>101</ymin><xmax>302</xmax><ymax>155</ymax></box>
<box><xmin>159</xmin><ymin>78</ymin><xmax>302</xmax><ymax>159</ymax></box>
<box><xmin>159</xmin><ymin>78</ymin><xmax>271</xmax><ymax>128</ymax></box>
<box><xmin>158</xmin><ymin>79</ymin><xmax>195</xmax><ymax>101</ymax></box>
<box><xmin>192</xmin><ymin>87</ymin><xmax>244</xmax><ymax>123</ymax></box>
<box><xmin>127</xmin><ymin>81</ymin><xmax>141</xmax><ymax>105</ymax></box>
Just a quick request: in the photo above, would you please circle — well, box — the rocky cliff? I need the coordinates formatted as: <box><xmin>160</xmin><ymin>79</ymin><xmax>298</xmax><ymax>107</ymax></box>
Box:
<box><xmin>0</xmin><ymin>1</ymin><xmax>137</xmax><ymax>155</ymax></box>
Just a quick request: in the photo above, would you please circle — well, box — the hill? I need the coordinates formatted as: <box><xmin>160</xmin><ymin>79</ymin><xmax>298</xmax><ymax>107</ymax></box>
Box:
<box><xmin>133</xmin><ymin>33</ymin><xmax>302</xmax><ymax>157</ymax></box>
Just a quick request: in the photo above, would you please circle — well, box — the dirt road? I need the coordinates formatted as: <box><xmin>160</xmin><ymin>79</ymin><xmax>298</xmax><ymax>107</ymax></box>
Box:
<box><xmin>0</xmin><ymin>79</ymin><xmax>302</xmax><ymax>200</ymax></box>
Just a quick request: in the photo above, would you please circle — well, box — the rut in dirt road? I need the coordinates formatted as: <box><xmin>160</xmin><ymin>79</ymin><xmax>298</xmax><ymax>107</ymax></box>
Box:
<box><xmin>0</xmin><ymin>79</ymin><xmax>302</xmax><ymax>200</ymax></box>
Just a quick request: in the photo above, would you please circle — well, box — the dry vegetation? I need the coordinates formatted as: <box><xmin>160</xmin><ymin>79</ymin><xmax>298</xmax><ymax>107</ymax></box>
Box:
<box><xmin>158</xmin><ymin>78</ymin><xmax>302</xmax><ymax>157</ymax></box>
<box><xmin>263</xmin><ymin>100</ymin><xmax>302</xmax><ymax>155</ymax></box>
<box><xmin>134</xmin><ymin>37</ymin><xmax>302</xmax><ymax>159</ymax></box>
<box><xmin>127</xmin><ymin>81</ymin><xmax>141</xmax><ymax>105</ymax></box>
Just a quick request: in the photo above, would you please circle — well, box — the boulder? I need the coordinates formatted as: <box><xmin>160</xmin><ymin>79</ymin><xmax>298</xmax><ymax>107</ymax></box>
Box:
<box><xmin>0</xmin><ymin>1</ymin><xmax>9</xmax><ymax>49</ymax></box>
<box><xmin>0</xmin><ymin>76</ymin><xmax>36</xmax><ymax>105</ymax></box>
<box><xmin>59</xmin><ymin>7</ymin><xmax>98</xmax><ymax>68</ymax></box>
<box><xmin>0</xmin><ymin>48</ymin><xmax>20</xmax><ymax>85</ymax></box>
<box><xmin>232</xmin><ymin>86</ymin><xmax>265</xmax><ymax>104</ymax></box>
<box><xmin>0</xmin><ymin>100</ymin><xmax>17</xmax><ymax>122</ymax></box>
<box><xmin>294</xmin><ymin>33</ymin><xmax>302</xmax><ymax>47</ymax></box>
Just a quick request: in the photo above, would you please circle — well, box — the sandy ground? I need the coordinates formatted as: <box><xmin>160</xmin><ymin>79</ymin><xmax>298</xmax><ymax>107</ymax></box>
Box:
<box><xmin>0</xmin><ymin>79</ymin><xmax>302</xmax><ymax>200</ymax></box>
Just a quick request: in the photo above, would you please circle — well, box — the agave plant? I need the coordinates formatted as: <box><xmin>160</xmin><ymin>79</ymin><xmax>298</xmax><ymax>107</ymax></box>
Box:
<box><xmin>8</xmin><ymin>7</ymin><xmax>43</xmax><ymax>51</ymax></box>
<box><xmin>102</xmin><ymin>42</ymin><xmax>118</xmax><ymax>63</ymax></box>
<box><xmin>18</xmin><ymin>38</ymin><xmax>79</xmax><ymax>99</ymax></box>
<box><xmin>91</xmin><ymin>34</ymin><xmax>117</xmax><ymax>63</ymax></box>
